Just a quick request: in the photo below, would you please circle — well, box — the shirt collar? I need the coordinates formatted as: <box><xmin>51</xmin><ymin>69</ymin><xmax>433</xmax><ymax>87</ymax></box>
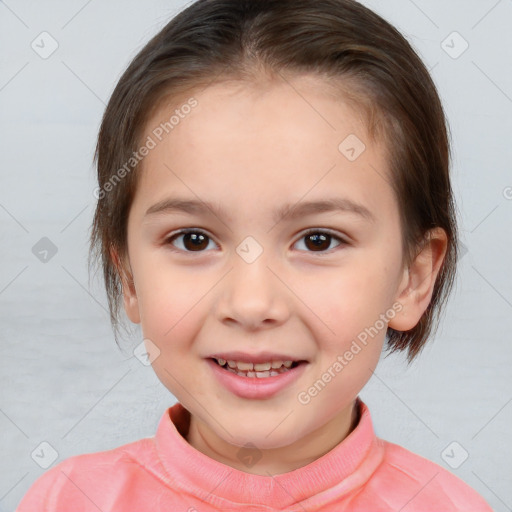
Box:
<box><xmin>154</xmin><ymin>396</ymin><xmax>382</xmax><ymax>507</ymax></box>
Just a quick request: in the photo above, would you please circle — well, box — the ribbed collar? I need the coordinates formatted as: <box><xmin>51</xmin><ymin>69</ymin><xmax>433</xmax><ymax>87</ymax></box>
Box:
<box><xmin>154</xmin><ymin>396</ymin><xmax>383</xmax><ymax>508</ymax></box>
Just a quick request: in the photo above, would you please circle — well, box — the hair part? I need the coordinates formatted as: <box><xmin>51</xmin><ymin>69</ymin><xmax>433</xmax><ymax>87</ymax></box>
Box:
<box><xmin>88</xmin><ymin>0</ymin><xmax>459</xmax><ymax>363</ymax></box>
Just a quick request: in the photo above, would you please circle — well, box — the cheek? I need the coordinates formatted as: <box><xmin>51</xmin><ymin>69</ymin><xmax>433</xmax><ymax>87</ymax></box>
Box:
<box><xmin>133</xmin><ymin>259</ymin><xmax>199</xmax><ymax>341</ymax></box>
<box><xmin>313</xmin><ymin>262</ymin><xmax>395</xmax><ymax>337</ymax></box>
<box><xmin>322</xmin><ymin>265</ymin><xmax>391</xmax><ymax>316</ymax></box>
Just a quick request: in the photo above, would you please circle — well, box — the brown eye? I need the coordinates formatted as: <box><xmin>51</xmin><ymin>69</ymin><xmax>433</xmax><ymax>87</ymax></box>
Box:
<box><xmin>165</xmin><ymin>228</ymin><xmax>347</xmax><ymax>255</ymax></box>
<box><xmin>166</xmin><ymin>229</ymin><xmax>215</xmax><ymax>252</ymax></box>
<box><xmin>295</xmin><ymin>230</ymin><xmax>345</xmax><ymax>253</ymax></box>
<box><xmin>305</xmin><ymin>232</ymin><xmax>330</xmax><ymax>251</ymax></box>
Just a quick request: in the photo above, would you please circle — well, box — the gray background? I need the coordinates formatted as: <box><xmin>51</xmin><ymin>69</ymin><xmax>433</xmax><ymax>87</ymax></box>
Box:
<box><xmin>1</xmin><ymin>0</ymin><xmax>511</xmax><ymax>510</ymax></box>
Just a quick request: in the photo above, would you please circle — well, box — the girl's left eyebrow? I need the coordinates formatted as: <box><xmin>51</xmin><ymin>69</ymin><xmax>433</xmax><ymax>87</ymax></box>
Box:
<box><xmin>144</xmin><ymin>196</ymin><xmax>376</xmax><ymax>224</ymax></box>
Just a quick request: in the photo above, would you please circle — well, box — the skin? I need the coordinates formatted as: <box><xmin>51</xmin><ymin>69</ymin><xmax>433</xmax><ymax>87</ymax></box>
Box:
<box><xmin>113</xmin><ymin>74</ymin><xmax>447</xmax><ymax>476</ymax></box>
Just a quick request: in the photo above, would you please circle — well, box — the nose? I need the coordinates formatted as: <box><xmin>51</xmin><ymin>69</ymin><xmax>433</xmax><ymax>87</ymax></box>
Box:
<box><xmin>214</xmin><ymin>250</ymin><xmax>291</xmax><ymax>330</ymax></box>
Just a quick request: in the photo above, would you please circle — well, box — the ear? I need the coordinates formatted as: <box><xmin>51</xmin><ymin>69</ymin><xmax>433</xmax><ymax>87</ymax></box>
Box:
<box><xmin>110</xmin><ymin>245</ymin><xmax>141</xmax><ymax>324</ymax></box>
<box><xmin>388</xmin><ymin>227</ymin><xmax>448</xmax><ymax>332</ymax></box>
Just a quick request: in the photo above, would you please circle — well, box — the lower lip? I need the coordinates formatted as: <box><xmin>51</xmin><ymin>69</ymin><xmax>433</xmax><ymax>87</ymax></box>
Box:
<box><xmin>206</xmin><ymin>359</ymin><xmax>308</xmax><ymax>400</ymax></box>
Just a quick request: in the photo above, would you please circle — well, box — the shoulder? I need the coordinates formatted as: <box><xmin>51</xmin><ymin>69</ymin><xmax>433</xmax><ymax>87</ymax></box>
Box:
<box><xmin>16</xmin><ymin>437</ymin><xmax>163</xmax><ymax>512</ymax></box>
<box><xmin>371</xmin><ymin>437</ymin><xmax>493</xmax><ymax>511</ymax></box>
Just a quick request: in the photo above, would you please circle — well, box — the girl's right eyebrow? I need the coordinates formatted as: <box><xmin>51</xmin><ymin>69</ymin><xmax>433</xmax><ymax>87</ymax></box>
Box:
<box><xmin>144</xmin><ymin>196</ymin><xmax>376</xmax><ymax>225</ymax></box>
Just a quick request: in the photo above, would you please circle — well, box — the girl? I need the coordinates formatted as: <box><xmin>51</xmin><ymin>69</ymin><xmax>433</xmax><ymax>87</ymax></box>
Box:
<box><xmin>17</xmin><ymin>0</ymin><xmax>493</xmax><ymax>510</ymax></box>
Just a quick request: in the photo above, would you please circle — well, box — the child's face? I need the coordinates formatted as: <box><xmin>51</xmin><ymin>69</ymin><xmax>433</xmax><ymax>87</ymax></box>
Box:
<box><xmin>122</xmin><ymin>75</ymin><xmax>410</xmax><ymax>460</ymax></box>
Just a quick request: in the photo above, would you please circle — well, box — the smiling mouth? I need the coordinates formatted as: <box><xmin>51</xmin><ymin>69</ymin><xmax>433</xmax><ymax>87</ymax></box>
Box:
<box><xmin>210</xmin><ymin>357</ymin><xmax>304</xmax><ymax>378</ymax></box>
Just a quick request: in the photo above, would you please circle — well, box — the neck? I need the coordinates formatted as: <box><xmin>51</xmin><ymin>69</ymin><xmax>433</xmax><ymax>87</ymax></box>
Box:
<box><xmin>185</xmin><ymin>399</ymin><xmax>359</xmax><ymax>476</ymax></box>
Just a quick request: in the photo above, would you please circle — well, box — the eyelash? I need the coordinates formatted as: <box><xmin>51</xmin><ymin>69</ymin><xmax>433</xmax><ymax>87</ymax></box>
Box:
<box><xmin>163</xmin><ymin>228</ymin><xmax>349</xmax><ymax>255</ymax></box>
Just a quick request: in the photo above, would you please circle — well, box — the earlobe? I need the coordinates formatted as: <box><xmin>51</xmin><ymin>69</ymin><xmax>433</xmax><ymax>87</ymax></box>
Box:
<box><xmin>388</xmin><ymin>228</ymin><xmax>448</xmax><ymax>332</ymax></box>
<box><xmin>110</xmin><ymin>245</ymin><xmax>141</xmax><ymax>324</ymax></box>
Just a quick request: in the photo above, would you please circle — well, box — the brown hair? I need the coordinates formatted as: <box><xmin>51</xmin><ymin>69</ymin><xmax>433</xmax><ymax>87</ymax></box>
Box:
<box><xmin>88</xmin><ymin>0</ymin><xmax>459</xmax><ymax>363</ymax></box>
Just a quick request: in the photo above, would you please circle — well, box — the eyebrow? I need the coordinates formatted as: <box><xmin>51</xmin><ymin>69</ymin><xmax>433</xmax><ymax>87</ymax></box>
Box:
<box><xmin>144</xmin><ymin>196</ymin><xmax>376</xmax><ymax>224</ymax></box>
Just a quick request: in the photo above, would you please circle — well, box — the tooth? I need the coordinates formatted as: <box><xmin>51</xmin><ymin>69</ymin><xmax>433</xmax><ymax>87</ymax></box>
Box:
<box><xmin>255</xmin><ymin>371</ymin><xmax>271</xmax><ymax>378</ymax></box>
<box><xmin>254</xmin><ymin>362</ymin><xmax>271</xmax><ymax>371</ymax></box>
<box><xmin>236</xmin><ymin>361</ymin><xmax>253</xmax><ymax>371</ymax></box>
<box><xmin>270</xmin><ymin>370</ymin><xmax>279</xmax><ymax>376</ymax></box>
<box><xmin>271</xmin><ymin>361</ymin><xmax>284</xmax><ymax>369</ymax></box>
<box><xmin>227</xmin><ymin>360</ymin><xmax>237</xmax><ymax>368</ymax></box>
<box><xmin>246</xmin><ymin>371</ymin><xmax>256</xmax><ymax>378</ymax></box>
<box><xmin>217</xmin><ymin>358</ymin><xmax>226</xmax><ymax>366</ymax></box>
<box><xmin>283</xmin><ymin>361</ymin><xmax>293</xmax><ymax>368</ymax></box>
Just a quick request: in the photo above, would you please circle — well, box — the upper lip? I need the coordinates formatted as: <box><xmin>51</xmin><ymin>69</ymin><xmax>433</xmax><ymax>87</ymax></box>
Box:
<box><xmin>207</xmin><ymin>351</ymin><xmax>308</xmax><ymax>364</ymax></box>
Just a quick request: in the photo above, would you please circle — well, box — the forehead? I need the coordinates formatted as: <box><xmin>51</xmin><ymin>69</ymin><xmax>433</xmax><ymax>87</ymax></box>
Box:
<box><xmin>142</xmin><ymin>74</ymin><xmax>378</xmax><ymax>155</ymax></box>
<box><xmin>134</xmin><ymin>76</ymin><xmax>396</xmax><ymax>224</ymax></box>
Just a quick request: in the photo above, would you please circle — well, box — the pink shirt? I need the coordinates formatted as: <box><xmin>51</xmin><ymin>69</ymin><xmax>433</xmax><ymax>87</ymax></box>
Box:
<box><xmin>16</xmin><ymin>397</ymin><xmax>492</xmax><ymax>511</ymax></box>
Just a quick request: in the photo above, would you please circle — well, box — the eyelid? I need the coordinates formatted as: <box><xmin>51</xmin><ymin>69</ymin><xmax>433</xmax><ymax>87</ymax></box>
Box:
<box><xmin>299</xmin><ymin>227</ymin><xmax>349</xmax><ymax>243</ymax></box>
